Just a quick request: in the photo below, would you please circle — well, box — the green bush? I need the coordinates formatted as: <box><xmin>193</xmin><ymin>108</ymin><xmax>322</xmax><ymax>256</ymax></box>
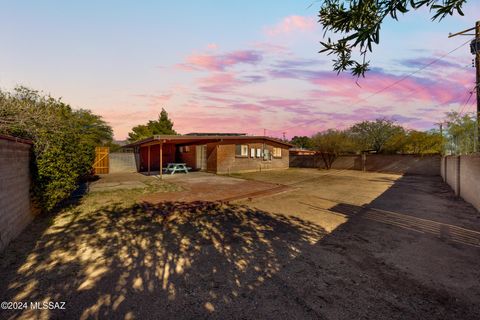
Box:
<box><xmin>0</xmin><ymin>87</ymin><xmax>112</xmax><ymax>211</ymax></box>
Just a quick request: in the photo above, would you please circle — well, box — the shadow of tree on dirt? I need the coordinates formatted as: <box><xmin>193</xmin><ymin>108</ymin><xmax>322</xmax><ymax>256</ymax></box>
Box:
<box><xmin>0</xmin><ymin>201</ymin><xmax>326</xmax><ymax>319</ymax></box>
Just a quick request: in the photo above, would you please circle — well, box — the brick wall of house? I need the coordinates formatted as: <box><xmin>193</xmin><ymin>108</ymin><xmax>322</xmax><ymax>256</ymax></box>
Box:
<box><xmin>215</xmin><ymin>141</ymin><xmax>289</xmax><ymax>174</ymax></box>
<box><xmin>178</xmin><ymin>146</ymin><xmax>197</xmax><ymax>169</ymax></box>
<box><xmin>0</xmin><ymin>137</ymin><xmax>34</xmax><ymax>252</ymax></box>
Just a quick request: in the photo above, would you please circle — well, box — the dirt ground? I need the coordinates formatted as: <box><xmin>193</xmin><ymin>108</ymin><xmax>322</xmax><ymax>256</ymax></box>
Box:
<box><xmin>141</xmin><ymin>172</ymin><xmax>290</xmax><ymax>202</ymax></box>
<box><xmin>1</xmin><ymin>169</ymin><xmax>479</xmax><ymax>319</ymax></box>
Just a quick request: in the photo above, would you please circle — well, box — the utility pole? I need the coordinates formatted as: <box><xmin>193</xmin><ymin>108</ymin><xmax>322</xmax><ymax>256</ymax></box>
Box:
<box><xmin>449</xmin><ymin>21</ymin><xmax>480</xmax><ymax>152</ymax></box>
<box><xmin>435</xmin><ymin>121</ymin><xmax>445</xmax><ymax>155</ymax></box>
<box><xmin>282</xmin><ymin>132</ymin><xmax>286</xmax><ymax>141</ymax></box>
<box><xmin>476</xmin><ymin>21</ymin><xmax>480</xmax><ymax>153</ymax></box>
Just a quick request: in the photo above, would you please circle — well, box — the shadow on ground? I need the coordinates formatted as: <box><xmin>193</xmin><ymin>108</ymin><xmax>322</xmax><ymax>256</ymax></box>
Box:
<box><xmin>0</xmin><ymin>201</ymin><xmax>325</xmax><ymax>319</ymax></box>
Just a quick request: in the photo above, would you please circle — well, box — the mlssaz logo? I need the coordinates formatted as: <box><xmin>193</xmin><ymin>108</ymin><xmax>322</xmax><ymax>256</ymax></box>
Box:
<box><xmin>30</xmin><ymin>302</ymin><xmax>66</xmax><ymax>310</ymax></box>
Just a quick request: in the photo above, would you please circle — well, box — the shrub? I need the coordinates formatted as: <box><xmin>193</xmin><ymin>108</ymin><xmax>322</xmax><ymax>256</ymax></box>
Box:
<box><xmin>0</xmin><ymin>87</ymin><xmax>112</xmax><ymax>211</ymax></box>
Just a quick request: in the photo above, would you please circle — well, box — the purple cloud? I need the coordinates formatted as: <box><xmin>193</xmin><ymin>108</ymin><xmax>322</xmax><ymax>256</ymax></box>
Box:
<box><xmin>179</xmin><ymin>50</ymin><xmax>263</xmax><ymax>71</ymax></box>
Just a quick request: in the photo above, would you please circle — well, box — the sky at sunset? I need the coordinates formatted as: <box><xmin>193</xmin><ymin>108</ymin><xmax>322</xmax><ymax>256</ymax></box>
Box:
<box><xmin>1</xmin><ymin>1</ymin><xmax>479</xmax><ymax>139</ymax></box>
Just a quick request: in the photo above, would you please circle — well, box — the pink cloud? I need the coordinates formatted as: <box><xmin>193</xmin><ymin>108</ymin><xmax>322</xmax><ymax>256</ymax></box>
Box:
<box><xmin>252</xmin><ymin>42</ymin><xmax>290</xmax><ymax>54</ymax></box>
<box><xmin>265</xmin><ymin>15</ymin><xmax>316</xmax><ymax>36</ymax></box>
<box><xmin>271</xmin><ymin>67</ymin><xmax>473</xmax><ymax>105</ymax></box>
<box><xmin>179</xmin><ymin>50</ymin><xmax>262</xmax><ymax>71</ymax></box>
<box><xmin>197</xmin><ymin>73</ymin><xmax>246</xmax><ymax>93</ymax></box>
<box><xmin>206</xmin><ymin>43</ymin><xmax>218</xmax><ymax>50</ymax></box>
<box><xmin>133</xmin><ymin>93</ymin><xmax>172</xmax><ymax>108</ymax></box>
<box><xmin>172</xmin><ymin>109</ymin><xmax>262</xmax><ymax>134</ymax></box>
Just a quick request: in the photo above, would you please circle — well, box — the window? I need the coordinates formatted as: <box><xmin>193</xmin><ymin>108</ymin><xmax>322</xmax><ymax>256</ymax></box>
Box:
<box><xmin>250</xmin><ymin>148</ymin><xmax>255</xmax><ymax>158</ymax></box>
<box><xmin>179</xmin><ymin>146</ymin><xmax>190</xmax><ymax>153</ymax></box>
<box><xmin>263</xmin><ymin>149</ymin><xmax>270</xmax><ymax>161</ymax></box>
<box><xmin>256</xmin><ymin>148</ymin><xmax>262</xmax><ymax>158</ymax></box>
<box><xmin>235</xmin><ymin>144</ymin><xmax>248</xmax><ymax>157</ymax></box>
<box><xmin>273</xmin><ymin>147</ymin><xmax>282</xmax><ymax>158</ymax></box>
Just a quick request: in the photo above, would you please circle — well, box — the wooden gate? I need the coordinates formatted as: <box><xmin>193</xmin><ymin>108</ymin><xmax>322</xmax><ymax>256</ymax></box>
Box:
<box><xmin>93</xmin><ymin>147</ymin><xmax>109</xmax><ymax>174</ymax></box>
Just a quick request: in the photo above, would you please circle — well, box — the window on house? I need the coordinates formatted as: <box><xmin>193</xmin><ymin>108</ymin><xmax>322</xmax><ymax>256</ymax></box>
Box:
<box><xmin>235</xmin><ymin>144</ymin><xmax>249</xmax><ymax>157</ymax></box>
<box><xmin>263</xmin><ymin>149</ymin><xmax>270</xmax><ymax>161</ymax></box>
<box><xmin>273</xmin><ymin>147</ymin><xmax>282</xmax><ymax>158</ymax></box>
<box><xmin>250</xmin><ymin>148</ymin><xmax>255</xmax><ymax>158</ymax></box>
<box><xmin>256</xmin><ymin>148</ymin><xmax>262</xmax><ymax>158</ymax></box>
<box><xmin>179</xmin><ymin>146</ymin><xmax>190</xmax><ymax>153</ymax></box>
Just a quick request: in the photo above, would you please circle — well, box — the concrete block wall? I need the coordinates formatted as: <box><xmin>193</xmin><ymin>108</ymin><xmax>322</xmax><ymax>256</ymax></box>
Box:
<box><xmin>442</xmin><ymin>155</ymin><xmax>480</xmax><ymax>211</ymax></box>
<box><xmin>0</xmin><ymin>136</ymin><xmax>34</xmax><ymax>252</ymax></box>
<box><xmin>443</xmin><ymin>156</ymin><xmax>460</xmax><ymax>195</ymax></box>
<box><xmin>109</xmin><ymin>152</ymin><xmax>137</xmax><ymax>173</ymax></box>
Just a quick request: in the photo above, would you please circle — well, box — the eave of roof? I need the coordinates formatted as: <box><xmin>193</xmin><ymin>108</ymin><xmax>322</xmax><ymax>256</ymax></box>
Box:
<box><xmin>123</xmin><ymin>135</ymin><xmax>293</xmax><ymax>148</ymax></box>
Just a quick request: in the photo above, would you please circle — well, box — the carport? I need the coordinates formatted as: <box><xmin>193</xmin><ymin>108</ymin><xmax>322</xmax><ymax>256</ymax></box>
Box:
<box><xmin>126</xmin><ymin>136</ymin><xmax>220</xmax><ymax>177</ymax></box>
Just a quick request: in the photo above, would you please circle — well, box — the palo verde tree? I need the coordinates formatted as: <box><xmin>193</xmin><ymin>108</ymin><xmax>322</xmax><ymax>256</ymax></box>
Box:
<box><xmin>0</xmin><ymin>86</ymin><xmax>113</xmax><ymax>211</ymax></box>
<box><xmin>311</xmin><ymin>129</ymin><xmax>354</xmax><ymax>169</ymax></box>
<box><xmin>318</xmin><ymin>0</ymin><xmax>467</xmax><ymax>76</ymax></box>
<box><xmin>128</xmin><ymin>108</ymin><xmax>177</xmax><ymax>142</ymax></box>
<box><xmin>349</xmin><ymin>118</ymin><xmax>404</xmax><ymax>153</ymax></box>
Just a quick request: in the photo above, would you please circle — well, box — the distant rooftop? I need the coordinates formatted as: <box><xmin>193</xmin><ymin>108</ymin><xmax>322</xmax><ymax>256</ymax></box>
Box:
<box><xmin>185</xmin><ymin>132</ymin><xmax>246</xmax><ymax>136</ymax></box>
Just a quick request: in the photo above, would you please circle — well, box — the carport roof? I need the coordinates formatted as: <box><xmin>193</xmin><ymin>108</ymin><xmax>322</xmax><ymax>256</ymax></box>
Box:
<box><xmin>123</xmin><ymin>135</ymin><xmax>293</xmax><ymax>148</ymax></box>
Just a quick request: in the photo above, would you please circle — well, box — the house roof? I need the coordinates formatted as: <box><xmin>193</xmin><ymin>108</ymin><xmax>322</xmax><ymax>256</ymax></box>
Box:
<box><xmin>185</xmin><ymin>132</ymin><xmax>246</xmax><ymax>136</ymax></box>
<box><xmin>123</xmin><ymin>134</ymin><xmax>293</xmax><ymax>148</ymax></box>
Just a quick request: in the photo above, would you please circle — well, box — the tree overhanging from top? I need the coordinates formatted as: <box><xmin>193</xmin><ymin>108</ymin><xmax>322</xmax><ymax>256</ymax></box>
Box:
<box><xmin>318</xmin><ymin>0</ymin><xmax>467</xmax><ymax>77</ymax></box>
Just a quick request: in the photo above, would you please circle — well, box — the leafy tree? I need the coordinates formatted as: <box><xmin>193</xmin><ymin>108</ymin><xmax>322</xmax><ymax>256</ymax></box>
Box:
<box><xmin>383</xmin><ymin>129</ymin><xmax>409</xmax><ymax>154</ymax></box>
<box><xmin>349</xmin><ymin>118</ymin><xmax>404</xmax><ymax>153</ymax></box>
<box><xmin>444</xmin><ymin>111</ymin><xmax>476</xmax><ymax>155</ymax></box>
<box><xmin>311</xmin><ymin>129</ymin><xmax>354</xmax><ymax>169</ymax></box>
<box><xmin>128</xmin><ymin>108</ymin><xmax>177</xmax><ymax>142</ymax></box>
<box><xmin>290</xmin><ymin>135</ymin><xmax>313</xmax><ymax>149</ymax></box>
<box><xmin>404</xmin><ymin>130</ymin><xmax>443</xmax><ymax>155</ymax></box>
<box><xmin>0</xmin><ymin>86</ymin><xmax>113</xmax><ymax>211</ymax></box>
<box><xmin>318</xmin><ymin>0</ymin><xmax>466</xmax><ymax>76</ymax></box>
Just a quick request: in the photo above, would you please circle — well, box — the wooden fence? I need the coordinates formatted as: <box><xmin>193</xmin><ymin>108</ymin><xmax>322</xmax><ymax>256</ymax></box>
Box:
<box><xmin>93</xmin><ymin>147</ymin><xmax>109</xmax><ymax>174</ymax></box>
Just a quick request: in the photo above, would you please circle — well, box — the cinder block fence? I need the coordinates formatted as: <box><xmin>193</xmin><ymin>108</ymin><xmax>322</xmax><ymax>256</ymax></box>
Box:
<box><xmin>441</xmin><ymin>155</ymin><xmax>480</xmax><ymax>212</ymax></box>
<box><xmin>0</xmin><ymin>135</ymin><xmax>35</xmax><ymax>252</ymax></box>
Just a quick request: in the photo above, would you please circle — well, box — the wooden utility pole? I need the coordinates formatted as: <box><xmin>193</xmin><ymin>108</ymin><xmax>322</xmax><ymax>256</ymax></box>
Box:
<box><xmin>476</xmin><ymin>21</ymin><xmax>480</xmax><ymax>153</ymax></box>
<box><xmin>449</xmin><ymin>21</ymin><xmax>480</xmax><ymax>152</ymax></box>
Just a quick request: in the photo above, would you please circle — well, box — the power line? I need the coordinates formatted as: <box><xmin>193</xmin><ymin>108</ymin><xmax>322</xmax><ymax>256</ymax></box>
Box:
<box><xmin>268</xmin><ymin>38</ymin><xmax>474</xmax><ymax>135</ymax></box>
<box><xmin>458</xmin><ymin>86</ymin><xmax>475</xmax><ymax>116</ymax></box>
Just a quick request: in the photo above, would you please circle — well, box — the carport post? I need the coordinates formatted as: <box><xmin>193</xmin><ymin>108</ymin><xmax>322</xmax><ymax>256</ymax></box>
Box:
<box><xmin>160</xmin><ymin>141</ymin><xmax>163</xmax><ymax>180</ymax></box>
<box><xmin>147</xmin><ymin>145</ymin><xmax>151</xmax><ymax>175</ymax></box>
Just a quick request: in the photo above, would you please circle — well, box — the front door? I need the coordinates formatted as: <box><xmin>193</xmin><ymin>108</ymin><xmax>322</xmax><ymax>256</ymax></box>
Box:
<box><xmin>196</xmin><ymin>145</ymin><xmax>207</xmax><ymax>170</ymax></box>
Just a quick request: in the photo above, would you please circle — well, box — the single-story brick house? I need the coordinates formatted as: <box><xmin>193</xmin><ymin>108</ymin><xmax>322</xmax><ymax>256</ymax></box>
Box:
<box><xmin>124</xmin><ymin>133</ymin><xmax>292</xmax><ymax>175</ymax></box>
